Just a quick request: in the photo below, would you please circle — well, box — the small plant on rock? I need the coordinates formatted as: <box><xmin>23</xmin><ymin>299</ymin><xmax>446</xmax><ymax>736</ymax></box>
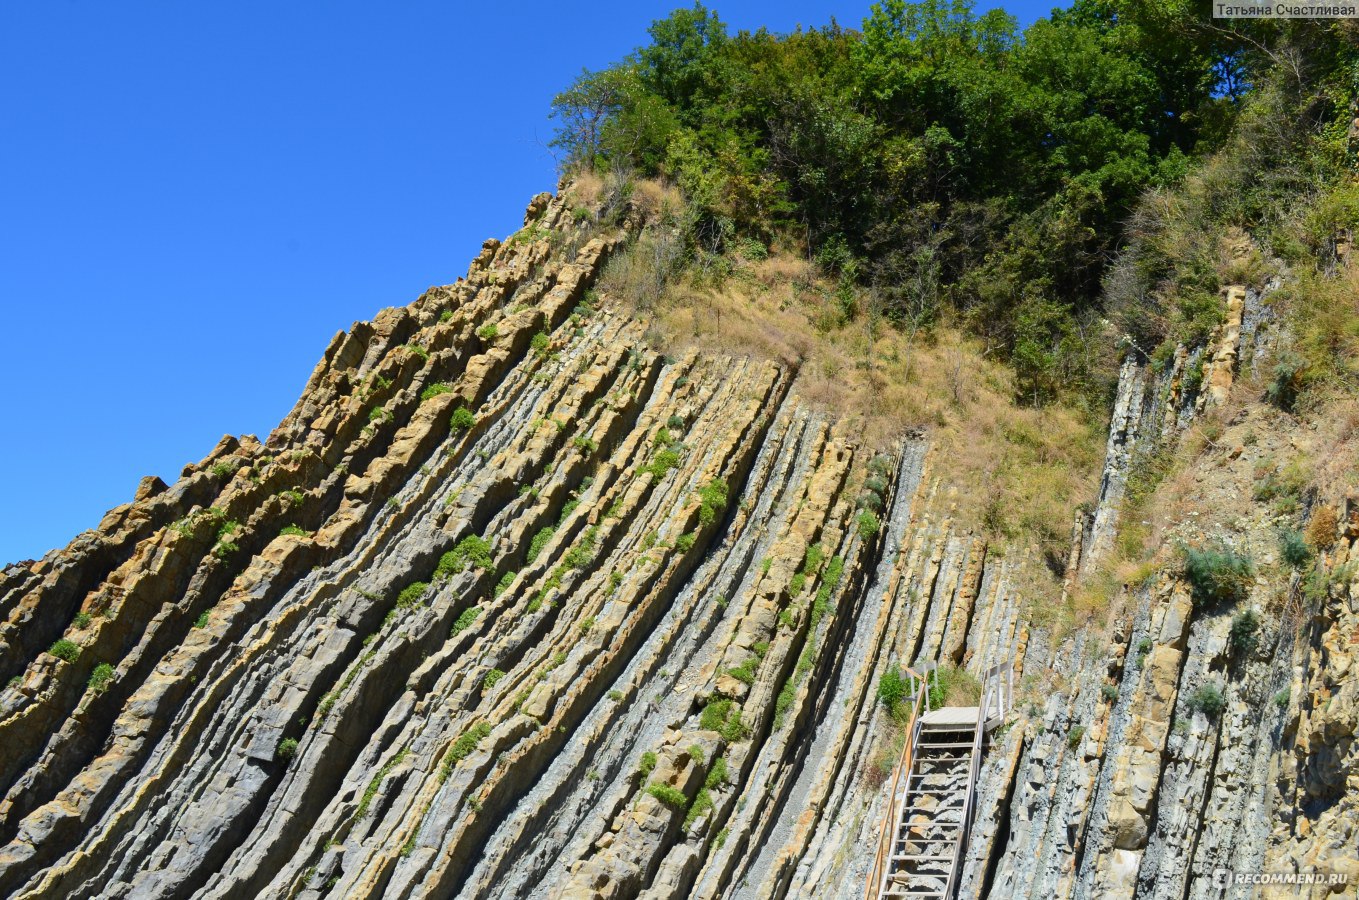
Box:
<box><xmin>276</xmin><ymin>738</ymin><xmax>299</xmax><ymax>762</ymax></box>
<box><xmin>87</xmin><ymin>663</ymin><xmax>115</xmax><ymax>695</ymax></box>
<box><xmin>1229</xmin><ymin>609</ymin><xmax>1261</xmax><ymax>658</ymax></box>
<box><xmin>1181</xmin><ymin>545</ymin><xmax>1252</xmax><ymax>606</ymax></box>
<box><xmin>450</xmin><ymin>406</ymin><xmax>477</xmax><ymax>431</ymax></box>
<box><xmin>48</xmin><ymin>639</ymin><xmax>80</xmax><ymax>663</ymax></box>
<box><xmin>1190</xmin><ymin>682</ymin><xmax>1227</xmax><ymax>718</ymax></box>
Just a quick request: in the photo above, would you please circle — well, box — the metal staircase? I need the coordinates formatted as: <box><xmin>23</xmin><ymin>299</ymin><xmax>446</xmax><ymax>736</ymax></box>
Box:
<box><xmin>867</xmin><ymin>661</ymin><xmax>1011</xmax><ymax>900</ymax></box>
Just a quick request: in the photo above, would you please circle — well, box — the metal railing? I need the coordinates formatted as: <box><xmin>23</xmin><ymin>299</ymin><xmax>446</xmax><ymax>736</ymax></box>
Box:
<box><xmin>941</xmin><ymin>660</ymin><xmax>1011</xmax><ymax>899</ymax></box>
<box><xmin>865</xmin><ymin>663</ymin><xmax>932</xmax><ymax>900</ymax></box>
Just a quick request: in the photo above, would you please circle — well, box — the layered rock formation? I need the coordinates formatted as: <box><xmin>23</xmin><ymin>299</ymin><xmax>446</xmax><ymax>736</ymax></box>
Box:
<box><xmin>1</xmin><ymin>185</ymin><xmax>1355</xmax><ymax>899</ymax></box>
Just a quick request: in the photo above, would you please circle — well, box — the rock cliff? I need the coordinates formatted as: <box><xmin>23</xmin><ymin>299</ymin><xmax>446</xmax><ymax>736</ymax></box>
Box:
<box><xmin>1</xmin><ymin>183</ymin><xmax>1354</xmax><ymax>899</ymax></box>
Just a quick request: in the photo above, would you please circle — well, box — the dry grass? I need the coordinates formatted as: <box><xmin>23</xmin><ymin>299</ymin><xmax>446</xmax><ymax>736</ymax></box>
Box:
<box><xmin>599</xmin><ymin>218</ymin><xmax>1103</xmax><ymax>558</ymax></box>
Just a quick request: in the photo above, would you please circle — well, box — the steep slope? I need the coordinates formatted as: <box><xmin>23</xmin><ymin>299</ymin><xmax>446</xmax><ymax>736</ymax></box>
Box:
<box><xmin>2</xmin><ymin>180</ymin><xmax>1356</xmax><ymax>900</ymax></box>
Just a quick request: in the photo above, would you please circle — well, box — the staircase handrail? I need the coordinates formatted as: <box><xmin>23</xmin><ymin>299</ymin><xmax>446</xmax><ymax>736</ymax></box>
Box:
<box><xmin>866</xmin><ymin>665</ymin><xmax>927</xmax><ymax>900</ymax></box>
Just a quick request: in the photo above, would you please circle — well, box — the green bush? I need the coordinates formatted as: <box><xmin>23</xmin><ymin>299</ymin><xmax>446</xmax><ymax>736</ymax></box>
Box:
<box><xmin>700</xmin><ymin>699</ymin><xmax>749</xmax><ymax>742</ymax></box>
<box><xmin>666</xmin><ymin>414</ymin><xmax>685</xmax><ymax>430</ymax></box>
<box><xmin>444</xmin><ymin>722</ymin><xmax>493</xmax><ymax>769</ymax></box>
<box><xmin>450</xmin><ymin>406</ymin><xmax>477</xmax><ymax>431</ymax></box>
<box><xmin>726</xmin><ymin>656</ymin><xmax>758</xmax><ymax>684</ymax></box>
<box><xmin>421</xmin><ymin>382</ymin><xmax>454</xmax><ymax>402</ymax></box>
<box><xmin>1067</xmin><ymin>725</ymin><xmax>1086</xmax><ymax>749</ymax></box>
<box><xmin>1190</xmin><ymin>682</ymin><xmax>1227</xmax><ymax>718</ymax></box>
<box><xmin>697</xmin><ymin>478</ymin><xmax>729</xmax><ymax>526</ymax></box>
<box><xmin>856</xmin><ymin>511</ymin><xmax>880</xmax><ymax>539</ymax></box>
<box><xmin>73</xmin><ymin>611</ymin><xmax>92</xmax><ymax>629</ymax></box>
<box><xmin>281</xmin><ymin>489</ymin><xmax>306</xmax><ymax>507</ymax></box>
<box><xmin>639</xmin><ymin>750</ymin><xmax>658</xmax><ymax>777</ymax></box>
<box><xmin>572</xmin><ymin>436</ymin><xmax>598</xmax><ymax>454</ymax></box>
<box><xmin>88</xmin><ymin>663</ymin><xmax>115</xmax><ymax>695</ymax></box>
<box><xmin>451</xmin><ymin>605</ymin><xmax>482</xmax><ymax>635</ymax></box>
<box><xmin>1279</xmin><ymin>529</ymin><xmax>1311</xmax><ymax>568</ymax></box>
<box><xmin>276</xmin><ymin>738</ymin><xmax>300</xmax><ymax>762</ymax></box>
<box><xmin>641</xmin><ymin>449</ymin><xmax>682</xmax><ymax>479</ymax></box>
<box><xmin>1181</xmin><ymin>546</ymin><xmax>1253</xmax><ymax>606</ymax></box>
<box><xmin>195</xmin><ymin>611</ymin><xmax>210</xmax><ymax>628</ymax></box>
<box><xmin>437</xmin><ymin>535</ymin><xmax>494</xmax><ymax>578</ymax></box>
<box><xmin>683</xmin><ymin>787</ymin><xmax>714</xmax><ymax>832</ymax></box>
<box><xmin>789</xmin><ymin>573</ymin><xmax>806</xmax><ymax>595</ymax></box>
<box><xmin>1101</xmin><ymin>683</ymin><xmax>1119</xmax><ymax>702</ymax></box>
<box><xmin>1229</xmin><ymin>609</ymin><xmax>1261</xmax><ymax>658</ymax></box>
<box><xmin>528</xmin><ymin>526</ymin><xmax>556</xmax><ymax>562</ymax></box>
<box><xmin>368</xmin><ymin>406</ymin><xmax>391</xmax><ymax>424</ymax></box>
<box><xmin>646</xmin><ymin>782</ymin><xmax>689</xmax><ymax>809</ymax></box>
<box><xmin>675</xmin><ymin>532</ymin><xmax>697</xmax><ymax>552</ymax></box>
<box><xmin>494</xmin><ymin>571</ymin><xmax>516</xmax><ymax>597</ymax></box>
<box><xmin>705</xmin><ymin>755</ymin><xmax>728</xmax><ymax>788</ymax></box>
<box><xmin>405</xmin><ymin>343</ymin><xmax>429</xmax><ymax>362</ymax></box>
<box><xmin>877</xmin><ymin>666</ymin><xmax>908</xmax><ymax>718</ymax></box>
<box><xmin>563</xmin><ymin>526</ymin><xmax>600</xmax><ymax>569</ymax></box>
<box><xmin>477</xmin><ymin>323</ymin><xmax>499</xmax><ymax>341</ymax></box>
<box><xmin>1274</xmin><ymin>687</ymin><xmax>1290</xmax><ymax>709</ymax></box>
<box><xmin>280</xmin><ymin>524</ymin><xmax>309</xmax><ymax>537</ymax></box>
<box><xmin>483</xmin><ymin>669</ymin><xmax>506</xmax><ymax>690</ymax></box>
<box><xmin>531</xmin><ymin>331</ymin><xmax>551</xmax><ymax>355</ymax></box>
<box><xmin>48</xmin><ymin>639</ymin><xmax>80</xmax><ymax>663</ymax></box>
<box><xmin>395</xmin><ymin>581</ymin><xmax>430</xmax><ymax>609</ymax></box>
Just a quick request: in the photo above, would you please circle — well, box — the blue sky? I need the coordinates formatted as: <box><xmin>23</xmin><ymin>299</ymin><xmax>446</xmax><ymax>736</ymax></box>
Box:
<box><xmin>0</xmin><ymin>0</ymin><xmax>1061</xmax><ymax>563</ymax></box>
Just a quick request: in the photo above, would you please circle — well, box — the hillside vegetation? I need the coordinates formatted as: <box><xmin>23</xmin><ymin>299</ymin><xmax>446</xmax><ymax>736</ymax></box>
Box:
<box><xmin>551</xmin><ymin>0</ymin><xmax>1357</xmax><ymax>405</ymax></box>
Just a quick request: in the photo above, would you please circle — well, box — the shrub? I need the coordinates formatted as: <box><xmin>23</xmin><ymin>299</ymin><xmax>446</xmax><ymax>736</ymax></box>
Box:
<box><xmin>573</xmin><ymin>436</ymin><xmax>598</xmax><ymax>454</ymax></box>
<box><xmin>1067</xmin><ymin>725</ymin><xmax>1086</xmax><ymax>749</ymax></box>
<box><xmin>1181</xmin><ymin>546</ymin><xmax>1252</xmax><ymax>606</ymax></box>
<box><xmin>531</xmin><ymin>331</ymin><xmax>551</xmax><ymax>355</ymax></box>
<box><xmin>451</xmin><ymin>606</ymin><xmax>482</xmax><ymax>635</ymax></box>
<box><xmin>444</xmin><ymin>722</ymin><xmax>493</xmax><ymax>770</ymax></box>
<box><xmin>368</xmin><ymin>406</ymin><xmax>390</xmax><ymax>424</ymax></box>
<box><xmin>1274</xmin><ymin>687</ymin><xmax>1290</xmax><ymax>709</ymax></box>
<box><xmin>683</xmin><ymin>787</ymin><xmax>714</xmax><ymax>831</ymax></box>
<box><xmin>705</xmin><ymin>755</ymin><xmax>728</xmax><ymax>789</ymax></box>
<box><xmin>281</xmin><ymin>489</ymin><xmax>306</xmax><ymax>507</ymax></box>
<box><xmin>856</xmin><ymin>491</ymin><xmax>884</xmax><ymax>511</ymax></box>
<box><xmin>697</xmin><ymin>478</ymin><xmax>729</xmax><ymax>526</ymax></box>
<box><xmin>483</xmin><ymin>669</ymin><xmax>506</xmax><ymax>690</ymax></box>
<box><xmin>579</xmin><ymin>617</ymin><xmax>596</xmax><ymax>633</ymax></box>
<box><xmin>877</xmin><ymin>666</ymin><xmax>908</xmax><ymax>718</ymax></box>
<box><xmin>1229</xmin><ymin>609</ymin><xmax>1261</xmax><ymax>658</ymax></box>
<box><xmin>450</xmin><ymin>406</ymin><xmax>477</xmax><ymax>431</ymax></box>
<box><xmin>1101</xmin><ymin>683</ymin><xmax>1119</xmax><ymax>702</ymax></box>
<box><xmin>789</xmin><ymin>573</ymin><xmax>806</xmax><ymax>596</ymax></box>
<box><xmin>666</xmin><ymin>414</ymin><xmax>685</xmax><ymax>430</ymax></box>
<box><xmin>73</xmin><ymin>611</ymin><xmax>92</xmax><ymax>629</ymax></box>
<box><xmin>675</xmin><ymin>532</ymin><xmax>697</xmax><ymax>552</ymax></box>
<box><xmin>395</xmin><ymin>581</ymin><xmax>430</xmax><ymax>609</ymax></box>
<box><xmin>494</xmin><ymin>571</ymin><xmax>516</xmax><ymax>597</ymax></box>
<box><xmin>563</xmin><ymin>526</ymin><xmax>600</xmax><ymax>569</ymax></box>
<box><xmin>608</xmin><ymin>689</ymin><xmax>624</xmax><ymax>701</ymax></box>
<box><xmin>726</xmin><ymin>657</ymin><xmax>758</xmax><ymax>684</ymax></box>
<box><xmin>48</xmin><ymin>639</ymin><xmax>80</xmax><ymax>663</ymax></box>
<box><xmin>280</xmin><ymin>524</ymin><xmax>309</xmax><ymax>537</ymax></box>
<box><xmin>700</xmin><ymin>699</ymin><xmax>749</xmax><ymax>742</ymax></box>
<box><xmin>421</xmin><ymin>382</ymin><xmax>454</xmax><ymax>402</ymax></box>
<box><xmin>646</xmin><ymin>782</ymin><xmax>689</xmax><ymax>809</ymax></box>
<box><xmin>856</xmin><ymin>510</ymin><xmax>881</xmax><ymax>539</ymax></box>
<box><xmin>528</xmin><ymin>526</ymin><xmax>556</xmax><ymax>562</ymax></box>
<box><xmin>195</xmin><ymin>611</ymin><xmax>210</xmax><ymax>628</ymax></box>
<box><xmin>477</xmin><ymin>323</ymin><xmax>499</xmax><ymax>341</ymax></box>
<box><xmin>641</xmin><ymin>449</ymin><xmax>682</xmax><ymax>479</ymax></box>
<box><xmin>1279</xmin><ymin>529</ymin><xmax>1311</xmax><ymax>568</ymax></box>
<box><xmin>1265</xmin><ymin>351</ymin><xmax>1304</xmax><ymax>410</ymax></box>
<box><xmin>88</xmin><ymin>663</ymin><xmax>115</xmax><ymax>695</ymax></box>
<box><xmin>405</xmin><ymin>343</ymin><xmax>429</xmax><ymax>362</ymax></box>
<box><xmin>440</xmin><ymin>309</ymin><xmax>453</xmax><ymax>322</ymax></box>
<box><xmin>276</xmin><ymin>738</ymin><xmax>299</xmax><ymax>762</ymax></box>
<box><xmin>437</xmin><ymin>535</ymin><xmax>494</xmax><ymax>578</ymax></box>
<box><xmin>1190</xmin><ymin>682</ymin><xmax>1227</xmax><ymax>718</ymax></box>
<box><xmin>639</xmin><ymin>750</ymin><xmax>658</xmax><ymax>777</ymax></box>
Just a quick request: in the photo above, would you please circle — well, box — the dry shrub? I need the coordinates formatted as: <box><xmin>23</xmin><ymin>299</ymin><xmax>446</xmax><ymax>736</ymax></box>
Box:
<box><xmin>566</xmin><ymin>170</ymin><xmax>604</xmax><ymax>209</ymax></box>
<box><xmin>1307</xmin><ymin>504</ymin><xmax>1338</xmax><ymax>549</ymax></box>
<box><xmin>622</xmin><ymin>246</ymin><xmax>1103</xmax><ymax>560</ymax></box>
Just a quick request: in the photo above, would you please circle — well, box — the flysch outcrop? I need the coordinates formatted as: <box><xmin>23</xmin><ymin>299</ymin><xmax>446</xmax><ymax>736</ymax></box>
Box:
<box><xmin>1</xmin><ymin>183</ymin><xmax>1355</xmax><ymax>899</ymax></box>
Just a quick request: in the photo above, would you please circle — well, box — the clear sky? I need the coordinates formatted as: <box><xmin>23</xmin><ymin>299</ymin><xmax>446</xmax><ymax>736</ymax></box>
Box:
<box><xmin>0</xmin><ymin>0</ymin><xmax>1063</xmax><ymax>563</ymax></box>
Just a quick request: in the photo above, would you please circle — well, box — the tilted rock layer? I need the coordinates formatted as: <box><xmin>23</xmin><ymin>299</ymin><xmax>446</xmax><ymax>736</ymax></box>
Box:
<box><xmin>1</xmin><ymin>187</ymin><xmax>1355</xmax><ymax>898</ymax></box>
